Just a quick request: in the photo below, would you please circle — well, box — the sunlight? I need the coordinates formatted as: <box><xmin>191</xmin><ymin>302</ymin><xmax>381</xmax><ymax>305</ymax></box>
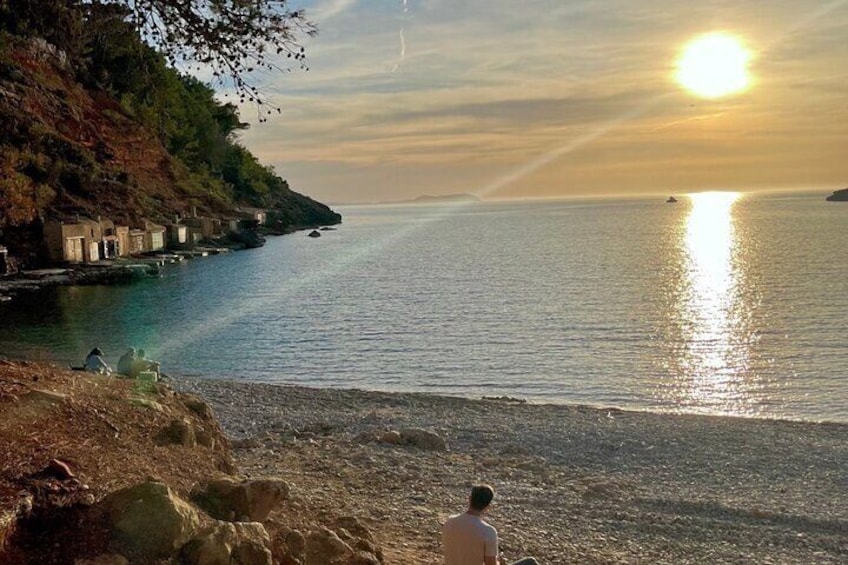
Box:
<box><xmin>676</xmin><ymin>33</ymin><xmax>752</xmax><ymax>99</ymax></box>
<box><xmin>680</xmin><ymin>191</ymin><xmax>749</xmax><ymax>408</ymax></box>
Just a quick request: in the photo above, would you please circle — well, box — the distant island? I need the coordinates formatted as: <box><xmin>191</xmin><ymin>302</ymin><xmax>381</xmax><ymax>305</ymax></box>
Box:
<box><xmin>825</xmin><ymin>188</ymin><xmax>848</xmax><ymax>201</ymax></box>
<box><xmin>335</xmin><ymin>193</ymin><xmax>482</xmax><ymax>206</ymax></box>
<box><xmin>408</xmin><ymin>193</ymin><xmax>481</xmax><ymax>204</ymax></box>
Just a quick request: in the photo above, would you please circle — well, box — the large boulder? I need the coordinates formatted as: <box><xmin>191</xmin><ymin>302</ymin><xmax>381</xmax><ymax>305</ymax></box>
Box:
<box><xmin>191</xmin><ymin>478</ymin><xmax>290</xmax><ymax>522</ymax></box>
<box><xmin>181</xmin><ymin>521</ymin><xmax>273</xmax><ymax>565</ymax></box>
<box><xmin>96</xmin><ymin>480</ymin><xmax>202</xmax><ymax>559</ymax></box>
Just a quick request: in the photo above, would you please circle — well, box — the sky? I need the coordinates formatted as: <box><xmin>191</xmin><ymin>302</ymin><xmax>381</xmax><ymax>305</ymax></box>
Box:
<box><xmin>223</xmin><ymin>0</ymin><xmax>848</xmax><ymax>203</ymax></box>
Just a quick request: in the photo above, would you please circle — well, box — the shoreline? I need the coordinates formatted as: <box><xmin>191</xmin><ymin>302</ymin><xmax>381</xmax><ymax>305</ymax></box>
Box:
<box><xmin>0</xmin><ymin>224</ymin><xmax>328</xmax><ymax>303</ymax></box>
<box><xmin>176</xmin><ymin>375</ymin><xmax>848</xmax><ymax>564</ymax></box>
<box><xmin>173</xmin><ymin>373</ymin><xmax>848</xmax><ymax>427</ymax></box>
<box><xmin>4</xmin><ymin>343</ymin><xmax>847</xmax><ymax>427</ymax></box>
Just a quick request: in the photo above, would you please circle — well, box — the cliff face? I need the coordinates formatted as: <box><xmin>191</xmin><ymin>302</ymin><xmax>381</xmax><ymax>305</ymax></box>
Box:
<box><xmin>0</xmin><ymin>35</ymin><xmax>340</xmax><ymax>266</ymax></box>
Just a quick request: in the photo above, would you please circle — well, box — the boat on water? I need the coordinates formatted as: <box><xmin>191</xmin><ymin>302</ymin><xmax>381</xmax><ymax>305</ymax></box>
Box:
<box><xmin>666</xmin><ymin>196</ymin><xmax>678</xmax><ymax>203</ymax></box>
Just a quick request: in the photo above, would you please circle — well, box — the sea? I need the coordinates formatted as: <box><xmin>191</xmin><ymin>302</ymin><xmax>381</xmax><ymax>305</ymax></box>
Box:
<box><xmin>1</xmin><ymin>191</ymin><xmax>847</xmax><ymax>423</ymax></box>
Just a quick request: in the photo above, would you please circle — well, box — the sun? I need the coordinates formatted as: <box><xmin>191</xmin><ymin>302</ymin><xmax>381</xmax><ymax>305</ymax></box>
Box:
<box><xmin>675</xmin><ymin>33</ymin><xmax>752</xmax><ymax>99</ymax></box>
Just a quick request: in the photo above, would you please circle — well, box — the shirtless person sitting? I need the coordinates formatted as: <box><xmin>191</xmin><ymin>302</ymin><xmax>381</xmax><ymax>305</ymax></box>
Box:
<box><xmin>442</xmin><ymin>485</ymin><xmax>539</xmax><ymax>565</ymax></box>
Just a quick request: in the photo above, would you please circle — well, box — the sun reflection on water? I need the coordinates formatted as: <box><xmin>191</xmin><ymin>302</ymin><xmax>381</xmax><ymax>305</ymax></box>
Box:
<box><xmin>676</xmin><ymin>191</ymin><xmax>754</xmax><ymax>414</ymax></box>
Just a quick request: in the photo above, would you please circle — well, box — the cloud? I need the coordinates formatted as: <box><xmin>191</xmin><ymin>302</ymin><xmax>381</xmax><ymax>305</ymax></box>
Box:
<box><xmin>230</xmin><ymin>0</ymin><xmax>848</xmax><ymax>202</ymax></box>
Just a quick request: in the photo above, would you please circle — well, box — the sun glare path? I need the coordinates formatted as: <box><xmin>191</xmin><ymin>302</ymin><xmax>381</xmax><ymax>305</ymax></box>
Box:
<box><xmin>678</xmin><ymin>191</ymin><xmax>752</xmax><ymax>412</ymax></box>
<box><xmin>676</xmin><ymin>33</ymin><xmax>752</xmax><ymax>99</ymax></box>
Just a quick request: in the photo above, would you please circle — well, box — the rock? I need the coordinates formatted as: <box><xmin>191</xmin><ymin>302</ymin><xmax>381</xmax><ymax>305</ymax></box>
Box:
<box><xmin>47</xmin><ymin>458</ymin><xmax>74</xmax><ymax>479</ymax></box>
<box><xmin>74</xmin><ymin>554</ymin><xmax>129</xmax><ymax>565</ymax></box>
<box><xmin>399</xmin><ymin>428</ymin><xmax>447</xmax><ymax>451</ymax></box>
<box><xmin>353</xmin><ymin>538</ymin><xmax>381</xmax><ymax>559</ymax></box>
<box><xmin>191</xmin><ymin>478</ymin><xmax>290</xmax><ymax>522</ymax></box>
<box><xmin>232</xmin><ymin>436</ymin><xmax>262</xmax><ymax>449</ymax></box>
<box><xmin>96</xmin><ymin>480</ymin><xmax>201</xmax><ymax>558</ymax></box>
<box><xmin>378</xmin><ymin>431</ymin><xmax>402</xmax><ymax>445</ymax></box>
<box><xmin>353</xmin><ymin>431</ymin><xmax>379</xmax><ymax>444</ymax></box>
<box><xmin>1</xmin><ymin>505</ymin><xmax>23</xmax><ymax>559</ymax></box>
<box><xmin>24</xmin><ymin>388</ymin><xmax>68</xmax><ymax>406</ymax></box>
<box><xmin>307</xmin><ymin>230</ymin><xmax>321</xmax><ymax>238</ymax></box>
<box><xmin>129</xmin><ymin>397</ymin><xmax>165</xmax><ymax>412</ymax></box>
<box><xmin>335</xmin><ymin>516</ymin><xmax>374</xmax><ymax>543</ymax></box>
<box><xmin>348</xmin><ymin>551</ymin><xmax>381</xmax><ymax>565</ymax></box>
<box><xmin>286</xmin><ymin>529</ymin><xmax>307</xmax><ymax>556</ymax></box>
<box><xmin>196</xmin><ymin>428</ymin><xmax>217</xmax><ymax>449</ymax></box>
<box><xmin>181</xmin><ymin>521</ymin><xmax>272</xmax><ymax>565</ymax></box>
<box><xmin>305</xmin><ymin>527</ymin><xmax>353</xmax><ymax>565</ymax></box>
<box><xmin>180</xmin><ymin>393</ymin><xmax>215</xmax><ymax>420</ymax></box>
<box><xmin>158</xmin><ymin>418</ymin><xmax>197</xmax><ymax>447</ymax></box>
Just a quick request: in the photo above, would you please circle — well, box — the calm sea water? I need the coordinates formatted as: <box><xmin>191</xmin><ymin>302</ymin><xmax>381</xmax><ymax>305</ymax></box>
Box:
<box><xmin>2</xmin><ymin>192</ymin><xmax>847</xmax><ymax>422</ymax></box>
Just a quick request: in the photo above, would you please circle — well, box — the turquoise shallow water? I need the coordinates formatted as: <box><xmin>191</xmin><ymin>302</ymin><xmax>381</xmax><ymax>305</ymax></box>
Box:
<box><xmin>2</xmin><ymin>191</ymin><xmax>847</xmax><ymax>422</ymax></box>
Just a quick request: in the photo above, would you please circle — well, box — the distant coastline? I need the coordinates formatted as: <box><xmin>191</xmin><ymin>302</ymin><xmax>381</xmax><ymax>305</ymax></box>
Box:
<box><xmin>333</xmin><ymin>193</ymin><xmax>481</xmax><ymax>206</ymax></box>
<box><xmin>407</xmin><ymin>193</ymin><xmax>481</xmax><ymax>204</ymax></box>
<box><xmin>825</xmin><ymin>187</ymin><xmax>848</xmax><ymax>201</ymax></box>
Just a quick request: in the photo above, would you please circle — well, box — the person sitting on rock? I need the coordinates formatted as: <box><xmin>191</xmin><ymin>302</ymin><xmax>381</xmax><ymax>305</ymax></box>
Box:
<box><xmin>132</xmin><ymin>348</ymin><xmax>160</xmax><ymax>379</ymax></box>
<box><xmin>443</xmin><ymin>485</ymin><xmax>539</xmax><ymax>565</ymax></box>
<box><xmin>116</xmin><ymin>347</ymin><xmax>136</xmax><ymax>377</ymax></box>
<box><xmin>84</xmin><ymin>348</ymin><xmax>112</xmax><ymax>375</ymax></box>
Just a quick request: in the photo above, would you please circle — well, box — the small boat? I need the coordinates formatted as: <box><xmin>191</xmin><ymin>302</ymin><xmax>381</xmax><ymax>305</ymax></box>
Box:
<box><xmin>666</xmin><ymin>196</ymin><xmax>678</xmax><ymax>203</ymax></box>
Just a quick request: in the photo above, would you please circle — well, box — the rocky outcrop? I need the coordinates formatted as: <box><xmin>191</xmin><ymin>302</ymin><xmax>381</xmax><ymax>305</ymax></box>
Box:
<box><xmin>305</xmin><ymin>527</ymin><xmax>354</xmax><ymax>565</ymax></box>
<box><xmin>825</xmin><ymin>188</ymin><xmax>848</xmax><ymax>201</ymax></box>
<box><xmin>181</xmin><ymin>521</ymin><xmax>273</xmax><ymax>565</ymax></box>
<box><xmin>95</xmin><ymin>480</ymin><xmax>202</xmax><ymax>559</ymax></box>
<box><xmin>191</xmin><ymin>477</ymin><xmax>290</xmax><ymax>522</ymax></box>
<box><xmin>0</xmin><ymin>363</ymin><xmax>386</xmax><ymax>565</ymax></box>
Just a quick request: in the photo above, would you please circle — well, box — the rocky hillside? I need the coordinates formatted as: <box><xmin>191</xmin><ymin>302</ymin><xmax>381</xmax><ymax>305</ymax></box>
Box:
<box><xmin>0</xmin><ymin>32</ymin><xmax>340</xmax><ymax>266</ymax></box>
<box><xmin>0</xmin><ymin>360</ymin><xmax>382</xmax><ymax>564</ymax></box>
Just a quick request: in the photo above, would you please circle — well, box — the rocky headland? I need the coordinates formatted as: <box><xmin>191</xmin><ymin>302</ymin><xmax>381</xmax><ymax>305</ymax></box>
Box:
<box><xmin>2</xmin><ymin>361</ymin><xmax>847</xmax><ymax>564</ymax></box>
<box><xmin>825</xmin><ymin>188</ymin><xmax>848</xmax><ymax>201</ymax></box>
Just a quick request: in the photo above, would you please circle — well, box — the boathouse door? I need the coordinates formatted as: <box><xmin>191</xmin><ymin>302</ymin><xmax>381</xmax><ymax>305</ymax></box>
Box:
<box><xmin>64</xmin><ymin>237</ymin><xmax>84</xmax><ymax>263</ymax></box>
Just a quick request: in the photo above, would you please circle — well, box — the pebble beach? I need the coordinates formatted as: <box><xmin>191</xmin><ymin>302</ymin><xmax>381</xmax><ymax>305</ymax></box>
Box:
<box><xmin>177</xmin><ymin>377</ymin><xmax>848</xmax><ymax>564</ymax></box>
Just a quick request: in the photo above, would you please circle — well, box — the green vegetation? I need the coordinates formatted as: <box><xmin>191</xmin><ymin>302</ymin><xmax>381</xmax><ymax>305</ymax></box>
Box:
<box><xmin>0</xmin><ymin>1</ymin><xmax>339</xmax><ymax>242</ymax></box>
